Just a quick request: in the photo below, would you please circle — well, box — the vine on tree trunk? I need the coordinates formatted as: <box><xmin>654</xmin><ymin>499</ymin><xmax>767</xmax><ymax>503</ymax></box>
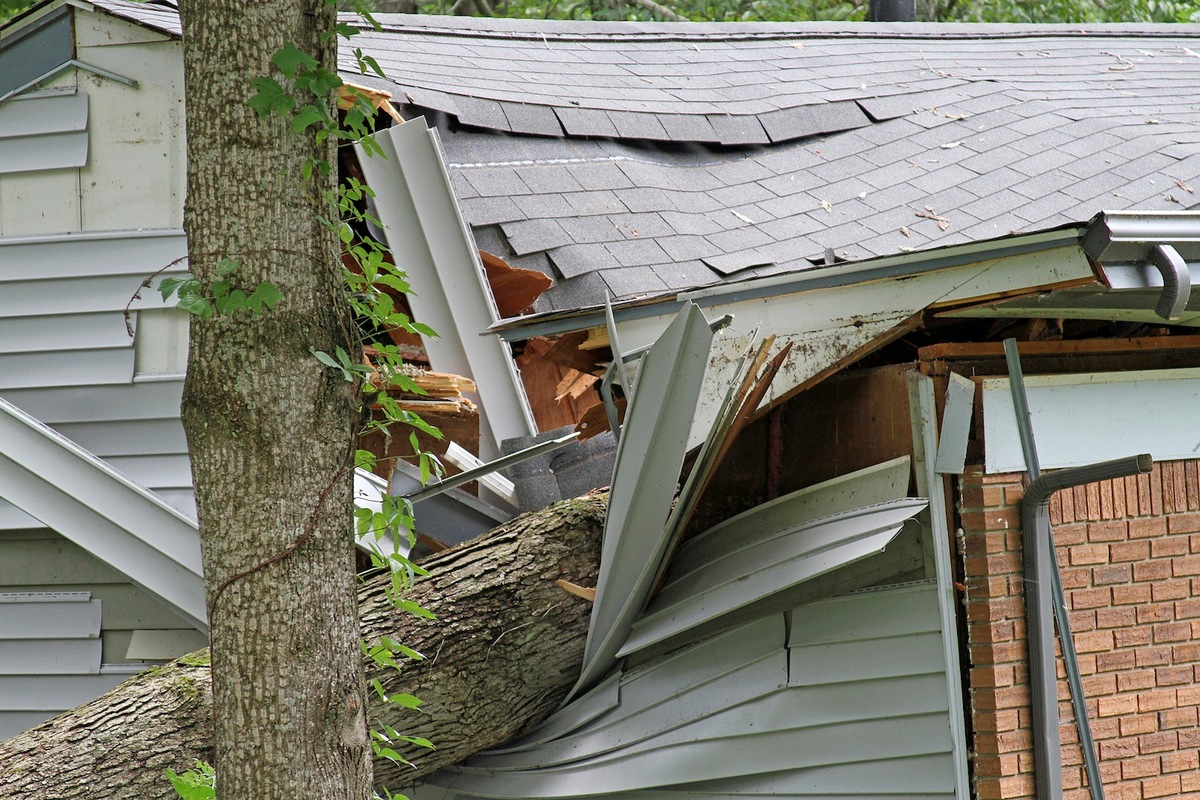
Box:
<box><xmin>161</xmin><ymin>3</ymin><xmax>441</xmax><ymax>797</ymax></box>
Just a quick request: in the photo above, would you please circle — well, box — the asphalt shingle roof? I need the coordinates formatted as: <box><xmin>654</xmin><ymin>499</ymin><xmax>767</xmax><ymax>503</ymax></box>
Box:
<box><xmin>76</xmin><ymin>3</ymin><xmax>1200</xmax><ymax>310</ymax></box>
<box><xmin>351</xmin><ymin>20</ymin><xmax>1200</xmax><ymax>309</ymax></box>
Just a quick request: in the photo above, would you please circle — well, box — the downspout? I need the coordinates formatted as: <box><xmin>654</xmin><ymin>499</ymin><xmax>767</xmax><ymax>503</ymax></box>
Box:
<box><xmin>1003</xmin><ymin>339</ymin><xmax>1155</xmax><ymax>800</ymax></box>
<box><xmin>1148</xmin><ymin>243</ymin><xmax>1190</xmax><ymax>322</ymax></box>
<box><xmin>1022</xmin><ymin>455</ymin><xmax>1152</xmax><ymax>800</ymax></box>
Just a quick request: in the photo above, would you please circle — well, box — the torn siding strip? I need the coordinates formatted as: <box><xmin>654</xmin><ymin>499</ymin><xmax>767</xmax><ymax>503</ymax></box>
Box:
<box><xmin>619</xmin><ymin>498</ymin><xmax>927</xmax><ymax>658</ymax></box>
<box><xmin>570</xmin><ymin>301</ymin><xmax>716</xmax><ymax>698</ymax></box>
<box><xmin>355</xmin><ymin>119</ymin><xmax>537</xmax><ymax>458</ymax></box>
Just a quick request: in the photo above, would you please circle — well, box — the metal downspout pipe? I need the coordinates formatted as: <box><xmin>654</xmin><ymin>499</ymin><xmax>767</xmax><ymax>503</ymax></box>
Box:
<box><xmin>1003</xmin><ymin>339</ymin><xmax>1154</xmax><ymax>800</ymax></box>
<box><xmin>1022</xmin><ymin>455</ymin><xmax>1152</xmax><ymax>800</ymax></box>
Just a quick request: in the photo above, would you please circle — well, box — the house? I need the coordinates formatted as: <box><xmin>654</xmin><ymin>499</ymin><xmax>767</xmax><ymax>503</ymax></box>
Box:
<box><xmin>3</xmin><ymin>3</ymin><xmax>1200</xmax><ymax>799</ymax></box>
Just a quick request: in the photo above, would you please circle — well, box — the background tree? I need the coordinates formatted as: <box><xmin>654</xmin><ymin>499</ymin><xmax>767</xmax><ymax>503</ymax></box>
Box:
<box><xmin>174</xmin><ymin>1</ymin><xmax>372</xmax><ymax>798</ymax></box>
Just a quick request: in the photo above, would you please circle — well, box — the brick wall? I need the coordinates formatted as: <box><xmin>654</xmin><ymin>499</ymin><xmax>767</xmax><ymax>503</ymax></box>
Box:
<box><xmin>960</xmin><ymin>460</ymin><xmax>1200</xmax><ymax>800</ymax></box>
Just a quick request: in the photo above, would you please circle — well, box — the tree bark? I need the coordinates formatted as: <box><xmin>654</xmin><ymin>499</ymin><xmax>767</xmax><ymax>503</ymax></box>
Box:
<box><xmin>175</xmin><ymin>0</ymin><xmax>368</xmax><ymax>798</ymax></box>
<box><xmin>0</xmin><ymin>495</ymin><xmax>605</xmax><ymax>799</ymax></box>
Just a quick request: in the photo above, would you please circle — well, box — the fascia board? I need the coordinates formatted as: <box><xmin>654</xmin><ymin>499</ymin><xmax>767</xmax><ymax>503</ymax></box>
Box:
<box><xmin>489</xmin><ymin>225</ymin><xmax>1086</xmax><ymax>342</ymax></box>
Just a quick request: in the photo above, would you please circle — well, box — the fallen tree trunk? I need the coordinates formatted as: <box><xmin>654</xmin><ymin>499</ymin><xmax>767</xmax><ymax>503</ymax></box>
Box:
<box><xmin>0</xmin><ymin>494</ymin><xmax>606</xmax><ymax>798</ymax></box>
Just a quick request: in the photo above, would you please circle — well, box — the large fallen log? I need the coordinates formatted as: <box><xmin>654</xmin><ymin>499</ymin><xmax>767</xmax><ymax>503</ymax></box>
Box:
<box><xmin>0</xmin><ymin>494</ymin><xmax>606</xmax><ymax>798</ymax></box>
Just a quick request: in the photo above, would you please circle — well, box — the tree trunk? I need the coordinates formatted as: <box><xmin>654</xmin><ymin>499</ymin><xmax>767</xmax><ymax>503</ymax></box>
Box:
<box><xmin>0</xmin><ymin>495</ymin><xmax>605</xmax><ymax>799</ymax></box>
<box><xmin>175</xmin><ymin>0</ymin><xmax>369</xmax><ymax>798</ymax></box>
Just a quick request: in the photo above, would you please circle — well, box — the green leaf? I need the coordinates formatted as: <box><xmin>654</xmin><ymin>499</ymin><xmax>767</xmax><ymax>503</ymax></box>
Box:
<box><xmin>386</xmin><ymin>690</ymin><xmax>424</xmax><ymax>710</ymax></box>
<box><xmin>247</xmin><ymin>77</ymin><xmax>294</xmax><ymax>118</ymax></box>
<box><xmin>292</xmin><ymin>104</ymin><xmax>328</xmax><ymax>134</ymax></box>
<box><xmin>158</xmin><ymin>276</ymin><xmax>193</xmax><ymax>302</ymax></box>
<box><xmin>270</xmin><ymin>42</ymin><xmax>318</xmax><ymax>76</ymax></box>
<box><xmin>177</xmin><ymin>294</ymin><xmax>212</xmax><ymax>319</ymax></box>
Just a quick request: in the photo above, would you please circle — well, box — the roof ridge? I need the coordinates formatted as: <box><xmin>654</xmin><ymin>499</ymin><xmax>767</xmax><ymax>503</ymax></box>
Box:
<box><xmin>348</xmin><ymin>14</ymin><xmax>1200</xmax><ymax>43</ymax></box>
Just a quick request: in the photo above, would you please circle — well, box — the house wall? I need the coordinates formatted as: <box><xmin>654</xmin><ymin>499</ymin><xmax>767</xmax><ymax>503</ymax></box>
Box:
<box><xmin>0</xmin><ymin>6</ymin><xmax>185</xmax><ymax>236</ymax></box>
<box><xmin>960</xmin><ymin>461</ymin><xmax>1200</xmax><ymax>800</ymax></box>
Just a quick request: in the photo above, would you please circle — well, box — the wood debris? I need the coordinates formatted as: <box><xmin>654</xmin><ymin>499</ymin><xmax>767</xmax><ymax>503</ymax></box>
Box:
<box><xmin>1175</xmin><ymin>178</ymin><xmax>1195</xmax><ymax>193</ymax></box>
<box><xmin>556</xmin><ymin>579</ymin><xmax>596</xmax><ymax>602</ymax></box>
<box><xmin>916</xmin><ymin>205</ymin><xmax>950</xmax><ymax>231</ymax></box>
<box><xmin>480</xmin><ymin>250</ymin><xmax>553</xmax><ymax>318</ymax></box>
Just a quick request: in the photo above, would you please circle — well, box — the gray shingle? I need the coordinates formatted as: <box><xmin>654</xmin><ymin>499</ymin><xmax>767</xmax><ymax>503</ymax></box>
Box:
<box><xmin>706</xmin><ymin>114</ymin><xmax>769</xmax><ymax>146</ymax></box>
<box><xmin>565</xmin><ymin>190</ymin><xmax>628</xmax><ymax>217</ymax></box>
<box><xmin>657</xmin><ymin>234</ymin><xmax>724</xmax><ymax>262</ymax></box>
<box><xmin>463</xmin><ymin>167</ymin><xmax>529</xmax><ymax>198</ymax></box>
<box><xmin>616</xmin><ymin>187</ymin><xmax>674</xmax><ymax>213</ymax></box>
<box><xmin>513</xmin><ymin>193</ymin><xmax>577</xmax><ymax>220</ymax></box>
<box><xmin>547</xmin><ymin>243</ymin><xmax>621</xmax><ymax>279</ymax></box>
<box><xmin>540</xmin><ymin>271</ymin><xmax>610</xmax><ymax>311</ymax></box>
<box><xmin>657</xmin><ymin>113</ymin><xmax>722</xmax><ymax>142</ymax></box>
<box><xmin>499</xmin><ymin>101</ymin><xmax>564</xmax><ymax>137</ymax></box>
<box><xmin>609</xmin><ymin>212</ymin><xmax>674</xmax><ymax>239</ymax></box>
<box><xmin>558</xmin><ymin>215</ymin><xmax>624</xmax><ymax>245</ymax></box>
<box><xmin>652</xmin><ymin>259</ymin><xmax>721</xmax><ymax>292</ymax></box>
<box><xmin>659</xmin><ymin>210</ymin><xmax>726</xmax><ymax>237</ymax></box>
<box><xmin>554</xmin><ymin>107</ymin><xmax>619</xmax><ymax>138</ymax></box>
<box><xmin>605</xmin><ymin>238</ymin><xmax>671</xmax><ymax>268</ymax></box>
<box><xmin>519</xmin><ymin>164</ymin><xmax>586</xmax><ymax>195</ymax></box>
<box><xmin>453</xmin><ymin>95</ymin><xmax>510</xmax><ymax>131</ymax></box>
<box><xmin>607</xmin><ymin>110</ymin><xmax>670</xmax><ymax>141</ymax></box>
<box><xmin>603</xmin><ymin>266</ymin><xmax>670</xmax><ymax>299</ymax></box>
<box><xmin>501</xmin><ymin>219</ymin><xmax>574</xmax><ymax>255</ymax></box>
<box><xmin>459</xmin><ymin>196</ymin><xmax>526</xmax><ymax>226</ymax></box>
<box><xmin>760</xmin><ymin>100</ymin><xmax>871</xmax><ymax>143</ymax></box>
<box><xmin>567</xmin><ymin>162</ymin><xmax>635</xmax><ymax>192</ymax></box>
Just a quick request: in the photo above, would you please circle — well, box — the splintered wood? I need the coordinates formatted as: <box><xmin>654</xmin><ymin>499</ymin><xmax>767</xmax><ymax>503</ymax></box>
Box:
<box><xmin>517</xmin><ymin>336</ymin><xmax>604</xmax><ymax>432</ymax></box>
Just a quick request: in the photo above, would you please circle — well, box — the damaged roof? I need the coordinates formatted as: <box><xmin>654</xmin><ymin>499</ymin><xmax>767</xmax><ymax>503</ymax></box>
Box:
<box><xmin>72</xmin><ymin>2</ymin><xmax>1200</xmax><ymax>313</ymax></box>
<box><xmin>345</xmin><ymin>18</ymin><xmax>1200</xmax><ymax>311</ymax></box>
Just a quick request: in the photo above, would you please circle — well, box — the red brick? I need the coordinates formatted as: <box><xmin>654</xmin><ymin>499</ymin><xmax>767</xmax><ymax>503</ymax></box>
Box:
<box><xmin>1113</xmin><ymin>628</ymin><xmax>1152</xmax><ymax>648</ymax></box>
<box><xmin>1176</xmin><ymin>685</ymin><xmax>1200</xmax><ymax>705</ymax></box>
<box><xmin>974</xmin><ymin>709</ymin><xmax>1021</xmax><ymax>733</ymax></box>
<box><xmin>1144</xmin><ymin>774</ymin><xmax>1183</xmax><ymax>798</ymax></box>
<box><xmin>1099</xmin><ymin>694</ymin><xmax>1139</xmax><ymax>717</ymax></box>
<box><xmin>1140</xmin><ymin>730</ymin><xmax>1179</xmax><ymax>753</ymax></box>
<box><xmin>1171</xmin><ymin>642</ymin><xmax>1200</xmax><ymax>661</ymax></box>
<box><xmin>1136</xmin><ymin>560</ymin><xmax>1174</xmax><ymax>582</ymax></box>
<box><xmin>1094</xmin><ymin>564</ymin><xmax>1133</xmax><ymax>585</ymax></box>
<box><xmin>972</xmin><ymin>664</ymin><xmax>1016</xmax><ymax>688</ymax></box>
<box><xmin>1076</xmin><ymin>630</ymin><xmax>1116</xmax><ymax>652</ymax></box>
<box><xmin>1131</xmin><ymin>517</ymin><xmax>1168</xmax><ymax>538</ymax></box>
<box><xmin>1176</xmin><ymin>598</ymin><xmax>1200</xmax><ymax>619</ymax></box>
<box><xmin>1169</xmin><ymin>512</ymin><xmax>1200</xmax><ymax>534</ymax></box>
<box><xmin>1097</xmin><ymin>607</ymin><xmax>1137</xmax><ymax>628</ymax></box>
<box><xmin>1154</xmin><ymin>665</ymin><xmax>1193</xmax><ymax>686</ymax></box>
<box><xmin>1088</xmin><ymin>520</ymin><xmax>1128</xmax><ymax>541</ymax></box>
<box><xmin>1083</xmin><ymin>673</ymin><xmax>1116</xmax><ymax>696</ymax></box>
<box><xmin>1122</xmin><ymin>754</ymin><xmax>1161</xmax><ymax>779</ymax></box>
<box><xmin>1139</xmin><ymin>689</ymin><xmax>1178</xmax><ymax>712</ymax></box>
<box><xmin>1062</xmin><ymin>567</ymin><xmax>1092</xmax><ymax>589</ymax></box>
<box><xmin>1117</xmin><ymin>669</ymin><xmax>1155</xmax><ymax>692</ymax></box>
<box><xmin>1159</xmin><ymin>707</ymin><xmax>1198</xmax><ymax>729</ymax></box>
<box><xmin>1069</xmin><ymin>543</ymin><xmax>1109</xmax><ymax>565</ymax></box>
<box><xmin>1097</xmin><ymin>649</ymin><xmax>1137</xmax><ymax>672</ymax></box>
<box><xmin>1168</xmin><ymin>750</ymin><xmax>1200</xmax><ymax>773</ymax></box>
<box><xmin>1111</xmin><ymin>540</ymin><xmax>1150</xmax><ymax>562</ymax></box>
<box><xmin>1070</xmin><ymin>609</ymin><xmax>1097</xmax><ymax>632</ymax></box>
<box><xmin>1153</xmin><ymin>621</ymin><xmax>1192</xmax><ymax>642</ymax></box>
<box><xmin>1119</xmin><ymin>712</ymin><xmax>1158</xmax><ymax>736</ymax></box>
<box><xmin>973</xmin><ymin>753</ymin><xmax>1021</xmax><ymax>778</ymax></box>
<box><xmin>1072</xmin><ymin>588</ymin><xmax>1110</xmax><ymax>609</ymax></box>
<box><xmin>1113</xmin><ymin>584</ymin><xmax>1152</xmax><ymax>605</ymax></box>
<box><xmin>1179</xmin><ymin>728</ymin><xmax>1200</xmax><ymax>748</ymax></box>
<box><xmin>1151</xmin><ymin>579</ymin><xmax>1191</xmax><ymax>602</ymax></box>
<box><xmin>1176</xmin><ymin>555</ymin><xmax>1200</xmax><ymax>576</ymax></box>
<box><xmin>1152</xmin><ymin>535</ymin><xmax>1190</xmax><ymax>557</ymax></box>
<box><xmin>1136</xmin><ymin>646</ymin><xmax>1173</xmax><ymax>667</ymax></box>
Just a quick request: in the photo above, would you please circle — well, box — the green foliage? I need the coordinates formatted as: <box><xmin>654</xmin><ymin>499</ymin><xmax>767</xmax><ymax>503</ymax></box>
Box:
<box><xmin>350</xmin><ymin>0</ymin><xmax>1196</xmax><ymax>23</ymax></box>
<box><xmin>158</xmin><ymin>259</ymin><xmax>282</xmax><ymax>320</ymax></box>
<box><xmin>165</xmin><ymin>761</ymin><xmax>216</xmax><ymax>800</ymax></box>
